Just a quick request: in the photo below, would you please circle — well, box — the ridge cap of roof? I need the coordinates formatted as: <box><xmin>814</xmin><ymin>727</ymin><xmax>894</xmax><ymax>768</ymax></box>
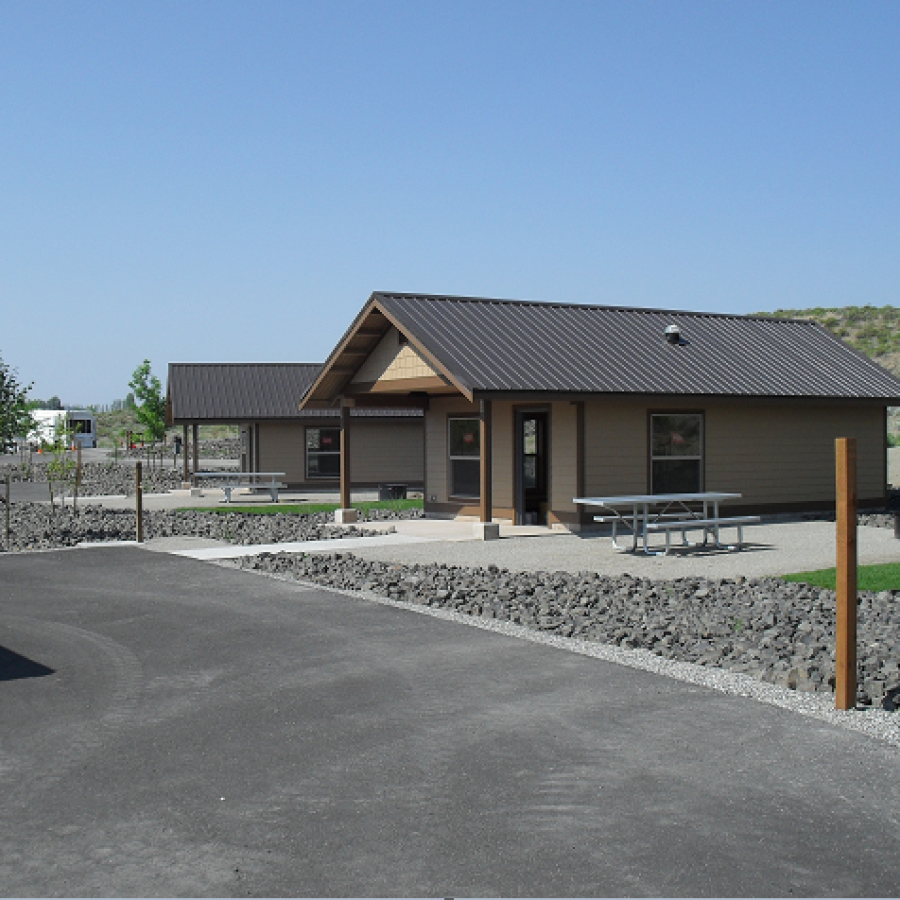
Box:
<box><xmin>168</xmin><ymin>361</ymin><xmax>323</xmax><ymax>368</ymax></box>
<box><xmin>372</xmin><ymin>292</ymin><xmax>818</xmax><ymax>324</ymax></box>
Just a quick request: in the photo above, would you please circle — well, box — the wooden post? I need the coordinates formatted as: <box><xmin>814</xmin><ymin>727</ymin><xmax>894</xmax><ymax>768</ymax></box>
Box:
<box><xmin>340</xmin><ymin>403</ymin><xmax>351</xmax><ymax>510</ymax></box>
<box><xmin>480</xmin><ymin>399</ymin><xmax>493</xmax><ymax>523</ymax></box>
<box><xmin>4</xmin><ymin>472</ymin><xmax>10</xmax><ymax>549</ymax></box>
<box><xmin>835</xmin><ymin>437</ymin><xmax>857</xmax><ymax>710</ymax></box>
<box><xmin>191</xmin><ymin>423</ymin><xmax>199</xmax><ymax>485</ymax></box>
<box><xmin>182</xmin><ymin>424</ymin><xmax>189</xmax><ymax>482</ymax></box>
<box><xmin>135</xmin><ymin>461</ymin><xmax>144</xmax><ymax>543</ymax></box>
<box><xmin>76</xmin><ymin>442</ymin><xmax>82</xmax><ymax>506</ymax></box>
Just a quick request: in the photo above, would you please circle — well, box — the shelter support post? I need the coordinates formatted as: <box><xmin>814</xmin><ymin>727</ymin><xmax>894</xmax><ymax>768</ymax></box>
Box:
<box><xmin>191</xmin><ymin>424</ymin><xmax>199</xmax><ymax>486</ymax></box>
<box><xmin>475</xmin><ymin>399</ymin><xmax>499</xmax><ymax>540</ymax></box>
<box><xmin>835</xmin><ymin>437</ymin><xmax>858</xmax><ymax>710</ymax></box>
<box><xmin>336</xmin><ymin>402</ymin><xmax>357</xmax><ymax>524</ymax></box>
<box><xmin>182</xmin><ymin>424</ymin><xmax>189</xmax><ymax>485</ymax></box>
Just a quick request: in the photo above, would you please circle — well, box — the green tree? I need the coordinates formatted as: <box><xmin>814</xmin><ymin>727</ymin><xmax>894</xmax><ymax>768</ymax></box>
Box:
<box><xmin>46</xmin><ymin>422</ymin><xmax>77</xmax><ymax>514</ymax></box>
<box><xmin>128</xmin><ymin>360</ymin><xmax>166</xmax><ymax>444</ymax></box>
<box><xmin>0</xmin><ymin>352</ymin><xmax>34</xmax><ymax>451</ymax></box>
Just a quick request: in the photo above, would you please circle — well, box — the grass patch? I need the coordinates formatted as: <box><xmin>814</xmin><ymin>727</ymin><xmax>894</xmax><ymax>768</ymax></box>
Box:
<box><xmin>782</xmin><ymin>561</ymin><xmax>900</xmax><ymax>592</ymax></box>
<box><xmin>175</xmin><ymin>498</ymin><xmax>424</xmax><ymax>516</ymax></box>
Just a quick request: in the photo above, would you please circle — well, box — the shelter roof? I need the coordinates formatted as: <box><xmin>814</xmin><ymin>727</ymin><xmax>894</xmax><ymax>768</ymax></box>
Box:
<box><xmin>167</xmin><ymin>363</ymin><xmax>422</xmax><ymax>422</ymax></box>
<box><xmin>302</xmin><ymin>293</ymin><xmax>900</xmax><ymax>404</ymax></box>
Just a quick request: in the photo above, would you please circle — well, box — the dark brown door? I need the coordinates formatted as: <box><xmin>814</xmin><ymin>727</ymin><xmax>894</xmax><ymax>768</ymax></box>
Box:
<box><xmin>517</xmin><ymin>411</ymin><xmax>549</xmax><ymax>525</ymax></box>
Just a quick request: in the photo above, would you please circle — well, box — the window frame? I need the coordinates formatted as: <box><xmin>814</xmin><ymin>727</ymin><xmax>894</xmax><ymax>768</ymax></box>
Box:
<box><xmin>648</xmin><ymin>411</ymin><xmax>705</xmax><ymax>494</ymax></box>
<box><xmin>305</xmin><ymin>425</ymin><xmax>342</xmax><ymax>480</ymax></box>
<box><xmin>447</xmin><ymin>416</ymin><xmax>481</xmax><ymax>500</ymax></box>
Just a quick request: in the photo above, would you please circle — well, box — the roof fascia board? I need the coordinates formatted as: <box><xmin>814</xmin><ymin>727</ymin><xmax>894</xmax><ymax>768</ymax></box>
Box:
<box><xmin>472</xmin><ymin>390</ymin><xmax>900</xmax><ymax>405</ymax></box>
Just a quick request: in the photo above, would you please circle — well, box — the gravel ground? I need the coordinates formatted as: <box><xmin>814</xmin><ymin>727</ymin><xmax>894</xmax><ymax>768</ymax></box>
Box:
<box><xmin>0</xmin><ymin>461</ymin><xmax>237</xmax><ymax>495</ymax></box>
<box><xmin>234</xmin><ymin>550</ymin><xmax>900</xmax><ymax>711</ymax></box>
<box><xmin>0</xmin><ymin>503</ymin><xmax>424</xmax><ymax>552</ymax></box>
<box><xmin>120</xmin><ymin>437</ymin><xmax>241</xmax><ymax>459</ymax></box>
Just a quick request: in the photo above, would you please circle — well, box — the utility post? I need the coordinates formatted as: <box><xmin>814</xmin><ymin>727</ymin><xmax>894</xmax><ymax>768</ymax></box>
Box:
<box><xmin>135</xmin><ymin>461</ymin><xmax>144</xmax><ymax>544</ymax></box>
<box><xmin>4</xmin><ymin>472</ymin><xmax>10</xmax><ymax>550</ymax></box>
<box><xmin>835</xmin><ymin>437</ymin><xmax>857</xmax><ymax>710</ymax></box>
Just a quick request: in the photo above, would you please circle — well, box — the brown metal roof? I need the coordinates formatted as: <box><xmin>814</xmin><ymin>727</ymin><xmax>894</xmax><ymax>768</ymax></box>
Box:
<box><xmin>167</xmin><ymin>363</ymin><xmax>422</xmax><ymax>422</ymax></box>
<box><xmin>351</xmin><ymin>293</ymin><xmax>900</xmax><ymax>401</ymax></box>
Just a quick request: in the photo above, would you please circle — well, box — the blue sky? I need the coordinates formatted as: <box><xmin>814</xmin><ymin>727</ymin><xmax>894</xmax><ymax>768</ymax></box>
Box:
<box><xmin>1</xmin><ymin>1</ymin><xmax>898</xmax><ymax>404</ymax></box>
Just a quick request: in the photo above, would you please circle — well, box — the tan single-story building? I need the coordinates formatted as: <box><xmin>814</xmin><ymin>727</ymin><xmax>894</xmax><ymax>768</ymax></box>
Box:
<box><xmin>300</xmin><ymin>292</ymin><xmax>900</xmax><ymax>527</ymax></box>
<box><xmin>166</xmin><ymin>362</ymin><xmax>424</xmax><ymax>491</ymax></box>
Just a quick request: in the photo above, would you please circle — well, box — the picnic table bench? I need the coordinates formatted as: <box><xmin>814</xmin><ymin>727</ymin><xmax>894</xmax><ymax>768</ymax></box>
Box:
<box><xmin>195</xmin><ymin>472</ymin><xmax>286</xmax><ymax>503</ymax></box>
<box><xmin>574</xmin><ymin>493</ymin><xmax>760</xmax><ymax>557</ymax></box>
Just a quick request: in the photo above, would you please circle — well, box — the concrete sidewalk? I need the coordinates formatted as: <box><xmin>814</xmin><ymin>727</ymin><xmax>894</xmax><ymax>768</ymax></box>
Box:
<box><xmin>338</xmin><ymin>517</ymin><xmax>900</xmax><ymax>578</ymax></box>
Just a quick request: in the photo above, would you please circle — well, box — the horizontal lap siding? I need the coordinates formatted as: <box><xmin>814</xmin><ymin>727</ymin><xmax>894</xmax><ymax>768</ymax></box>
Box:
<box><xmin>258</xmin><ymin>420</ymin><xmax>424</xmax><ymax>487</ymax></box>
<box><xmin>492</xmin><ymin>402</ymin><xmax>514</xmax><ymax>513</ymax></box>
<box><xmin>257</xmin><ymin>423</ymin><xmax>305</xmax><ymax>484</ymax></box>
<box><xmin>705</xmin><ymin>402</ymin><xmax>885</xmax><ymax>505</ymax></box>
<box><xmin>350</xmin><ymin>420</ymin><xmax>424</xmax><ymax>483</ymax></box>
<box><xmin>584</xmin><ymin>397</ymin><xmax>886</xmax><ymax>506</ymax></box>
<box><xmin>550</xmin><ymin>401</ymin><xmax>579</xmax><ymax>517</ymax></box>
<box><xmin>584</xmin><ymin>399</ymin><xmax>648</xmax><ymax>497</ymax></box>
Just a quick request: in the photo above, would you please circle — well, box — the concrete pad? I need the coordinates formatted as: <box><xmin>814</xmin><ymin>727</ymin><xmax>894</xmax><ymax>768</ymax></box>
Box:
<box><xmin>340</xmin><ymin>519</ymin><xmax>900</xmax><ymax>578</ymax></box>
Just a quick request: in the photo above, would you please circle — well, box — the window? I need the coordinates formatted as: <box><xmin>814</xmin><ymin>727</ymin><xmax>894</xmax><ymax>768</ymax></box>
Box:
<box><xmin>650</xmin><ymin>413</ymin><xmax>703</xmax><ymax>493</ymax></box>
<box><xmin>448</xmin><ymin>417</ymin><xmax>480</xmax><ymax>498</ymax></box>
<box><xmin>306</xmin><ymin>427</ymin><xmax>341</xmax><ymax>479</ymax></box>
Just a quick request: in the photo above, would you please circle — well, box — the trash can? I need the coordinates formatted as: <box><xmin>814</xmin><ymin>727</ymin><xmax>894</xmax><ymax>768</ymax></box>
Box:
<box><xmin>379</xmin><ymin>483</ymin><xmax>407</xmax><ymax>501</ymax></box>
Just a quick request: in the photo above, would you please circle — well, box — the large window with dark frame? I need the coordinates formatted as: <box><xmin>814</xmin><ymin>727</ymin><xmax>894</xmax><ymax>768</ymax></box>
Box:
<box><xmin>650</xmin><ymin>413</ymin><xmax>703</xmax><ymax>493</ymax></box>
<box><xmin>306</xmin><ymin>426</ymin><xmax>341</xmax><ymax>479</ymax></box>
<box><xmin>448</xmin><ymin>417</ymin><xmax>480</xmax><ymax>498</ymax></box>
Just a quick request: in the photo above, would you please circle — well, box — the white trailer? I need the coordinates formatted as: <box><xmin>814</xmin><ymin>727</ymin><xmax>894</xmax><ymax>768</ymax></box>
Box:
<box><xmin>29</xmin><ymin>409</ymin><xmax>97</xmax><ymax>449</ymax></box>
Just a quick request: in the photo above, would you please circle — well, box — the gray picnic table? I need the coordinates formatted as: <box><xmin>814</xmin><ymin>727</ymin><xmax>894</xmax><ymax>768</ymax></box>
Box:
<box><xmin>574</xmin><ymin>492</ymin><xmax>760</xmax><ymax>556</ymax></box>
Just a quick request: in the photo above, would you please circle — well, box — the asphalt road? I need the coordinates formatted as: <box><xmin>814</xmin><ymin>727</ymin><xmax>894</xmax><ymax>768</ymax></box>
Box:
<box><xmin>2</xmin><ymin>547</ymin><xmax>900</xmax><ymax>897</ymax></box>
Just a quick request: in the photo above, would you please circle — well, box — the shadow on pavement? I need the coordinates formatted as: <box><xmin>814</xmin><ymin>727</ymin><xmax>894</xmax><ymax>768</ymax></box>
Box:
<box><xmin>0</xmin><ymin>645</ymin><xmax>55</xmax><ymax>681</ymax></box>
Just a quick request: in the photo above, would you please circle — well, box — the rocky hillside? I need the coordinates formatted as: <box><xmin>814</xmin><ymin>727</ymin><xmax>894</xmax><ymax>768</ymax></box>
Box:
<box><xmin>753</xmin><ymin>305</ymin><xmax>900</xmax><ymax>434</ymax></box>
<box><xmin>753</xmin><ymin>305</ymin><xmax>900</xmax><ymax>378</ymax></box>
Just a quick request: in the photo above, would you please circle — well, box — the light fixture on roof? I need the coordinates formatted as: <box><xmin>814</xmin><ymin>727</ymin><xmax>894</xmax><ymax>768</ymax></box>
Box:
<box><xmin>665</xmin><ymin>324</ymin><xmax>682</xmax><ymax>344</ymax></box>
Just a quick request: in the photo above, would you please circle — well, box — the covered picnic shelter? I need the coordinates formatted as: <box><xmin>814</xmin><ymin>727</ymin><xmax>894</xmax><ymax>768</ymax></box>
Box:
<box><xmin>166</xmin><ymin>362</ymin><xmax>424</xmax><ymax>491</ymax></box>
